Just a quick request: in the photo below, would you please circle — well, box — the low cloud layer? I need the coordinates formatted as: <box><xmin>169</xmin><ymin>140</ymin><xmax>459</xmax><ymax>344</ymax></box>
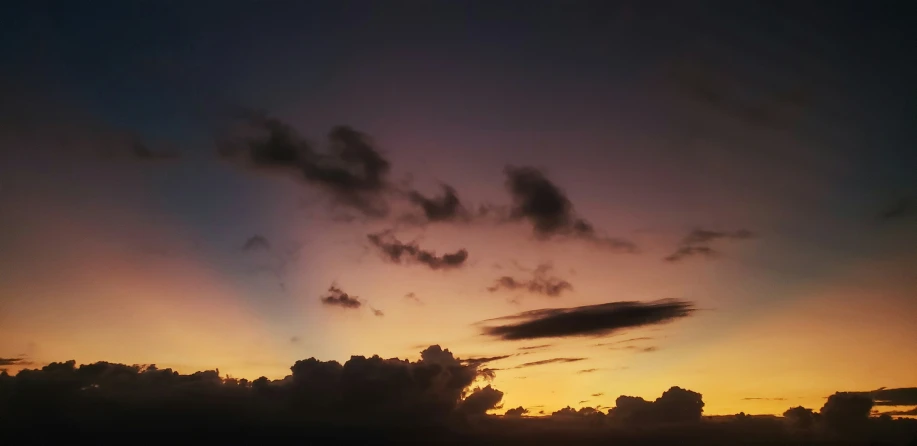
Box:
<box><xmin>479</xmin><ymin>299</ymin><xmax>695</xmax><ymax>340</ymax></box>
<box><xmin>487</xmin><ymin>263</ymin><xmax>573</xmax><ymax>298</ymax></box>
<box><xmin>503</xmin><ymin>166</ymin><xmax>636</xmax><ymax>252</ymax></box>
<box><xmin>367</xmin><ymin>231</ymin><xmax>468</xmax><ymax>270</ymax></box>
<box><xmin>665</xmin><ymin>229</ymin><xmax>754</xmax><ymax>262</ymax></box>
<box><xmin>869</xmin><ymin>387</ymin><xmax>917</xmax><ymax>406</ymax></box>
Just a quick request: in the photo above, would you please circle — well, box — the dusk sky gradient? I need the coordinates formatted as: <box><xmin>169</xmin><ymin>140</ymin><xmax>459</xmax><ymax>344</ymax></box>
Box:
<box><xmin>1</xmin><ymin>1</ymin><xmax>916</xmax><ymax>418</ymax></box>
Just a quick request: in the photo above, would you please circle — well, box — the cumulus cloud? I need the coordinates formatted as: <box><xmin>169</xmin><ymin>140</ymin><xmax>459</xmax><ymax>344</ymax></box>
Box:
<box><xmin>511</xmin><ymin>358</ymin><xmax>586</xmax><ymax>369</ymax></box>
<box><xmin>457</xmin><ymin>385</ymin><xmax>504</xmax><ymax>415</ymax></box>
<box><xmin>487</xmin><ymin>263</ymin><xmax>573</xmax><ymax>298</ymax></box>
<box><xmin>367</xmin><ymin>231</ymin><xmax>468</xmax><ymax>270</ymax></box>
<box><xmin>221</xmin><ymin>114</ymin><xmax>391</xmax><ymax>217</ymax></box>
<box><xmin>608</xmin><ymin>387</ymin><xmax>705</xmax><ymax>424</ymax></box>
<box><xmin>320</xmin><ymin>285</ymin><xmax>362</xmax><ymax>309</ymax></box>
<box><xmin>503</xmin><ymin>166</ymin><xmax>636</xmax><ymax>252</ymax></box>
<box><xmin>479</xmin><ymin>299</ymin><xmax>694</xmax><ymax>340</ymax></box>
<box><xmin>783</xmin><ymin>406</ymin><xmax>816</xmax><ymax>430</ymax></box>
<box><xmin>819</xmin><ymin>392</ymin><xmax>873</xmax><ymax>432</ymax></box>
<box><xmin>503</xmin><ymin>406</ymin><xmax>528</xmax><ymax>417</ymax></box>
<box><xmin>665</xmin><ymin>229</ymin><xmax>754</xmax><ymax>262</ymax></box>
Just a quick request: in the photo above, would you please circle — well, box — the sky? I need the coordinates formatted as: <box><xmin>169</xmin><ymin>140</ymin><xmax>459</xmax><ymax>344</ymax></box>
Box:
<box><xmin>1</xmin><ymin>1</ymin><xmax>916</xmax><ymax>418</ymax></box>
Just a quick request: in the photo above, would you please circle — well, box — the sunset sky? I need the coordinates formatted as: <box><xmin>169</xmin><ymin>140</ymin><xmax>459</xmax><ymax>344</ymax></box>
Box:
<box><xmin>1</xmin><ymin>1</ymin><xmax>915</xmax><ymax>417</ymax></box>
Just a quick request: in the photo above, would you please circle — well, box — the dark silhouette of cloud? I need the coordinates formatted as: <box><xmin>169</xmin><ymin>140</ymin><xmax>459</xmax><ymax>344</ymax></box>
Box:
<box><xmin>487</xmin><ymin>263</ymin><xmax>573</xmax><ymax>298</ymax></box>
<box><xmin>878</xmin><ymin>197</ymin><xmax>916</xmax><ymax>220</ymax></box>
<box><xmin>461</xmin><ymin>355</ymin><xmax>513</xmax><ymax>367</ymax></box>
<box><xmin>665</xmin><ymin>229</ymin><xmax>754</xmax><ymax>262</ymax></box>
<box><xmin>592</xmin><ymin>393</ymin><xmax>604</xmax><ymax>397</ymax></box>
<box><xmin>609</xmin><ymin>386</ymin><xmax>705</xmax><ymax>424</ymax></box>
<box><xmin>820</xmin><ymin>392</ymin><xmax>873</xmax><ymax>433</ymax></box>
<box><xmin>577</xmin><ymin>369</ymin><xmax>598</xmax><ymax>374</ymax></box>
<box><xmin>367</xmin><ymin>231</ymin><xmax>468</xmax><ymax>270</ymax></box>
<box><xmin>511</xmin><ymin>358</ymin><xmax>586</xmax><ymax>369</ymax></box>
<box><xmin>518</xmin><ymin>344</ymin><xmax>552</xmax><ymax>351</ymax></box>
<box><xmin>783</xmin><ymin>406</ymin><xmax>816</xmax><ymax>430</ymax></box>
<box><xmin>870</xmin><ymin>387</ymin><xmax>917</xmax><ymax>406</ymax></box>
<box><xmin>370</xmin><ymin>307</ymin><xmax>384</xmax><ymax>317</ymax></box>
<box><xmin>0</xmin><ymin>357</ymin><xmax>31</xmax><ymax>366</ymax></box>
<box><xmin>320</xmin><ymin>285</ymin><xmax>362</xmax><ymax>309</ymax></box>
<box><xmin>221</xmin><ymin>114</ymin><xmax>391</xmax><ymax>217</ymax></box>
<box><xmin>503</xmin><ymin>166</ymin><xmax>636</xmax><ymax>252</ymax></box>
<box><xmin>457</xmin><ymin>385</ymin><xmax>504</xmax><ymax>415</ymax></box>
<box><xmin>242</xmin><ymin>235</ymin><xmax>271</xmax><ymax>252</ymax></box>
<box><xmin>480</xmin><ymin>299</ymin><xmax>695</xmax><ymax>340</ymax></box>
<box><xmin>407</xmin><ymin>184</ymin><xmax>469</xmax><ymax>223</ymax></box>
<box><xmin>404</xmin><ymin>292</ymin><xmax>423</xmax><ymax>305</ymax></box>
<box><xmin>503</xmin><ymin>406</ymin><xmax>528</xmax><ymax>417</ymax></box>
<box><xmin>883</xmin><ymin>407</ymin><xmax>917</xmax><ymax>416</ymax></box>
<box><xmin>596</xmin><ymin>336</ymin><xmax>654</xmax><ymax>347</ymax></box>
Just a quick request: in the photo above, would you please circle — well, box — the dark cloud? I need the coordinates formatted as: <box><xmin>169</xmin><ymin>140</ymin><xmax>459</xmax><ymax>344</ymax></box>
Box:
<box><xmin>592</xmin><ymin>393</ymin><xmax>604</xmax><ymax>397</ymax></box>
<box><xmin>404</xmin><ymin>292</ymin><xmax>423</xmax><ymax>305</ymax></box>
<box><xmin>460</xmin><ymin>355</ymin><xmax>513</xmax><ymax>367</ymax></box>
<box><xmin>370</xmin><ymin>307</ymin><xmax>385</xmax><ymax>317</ymax></box>
<box><xmin>878</xmin><ymin>197</ymin><xmax>916</xmax><ymax>220</ymax></box>
<box><xmin>480</xmin><ymin>299</ymin><xmax>695</xmax><ymax>340</ymax></box>
<box><xmin>0</xmin><ymin>357</ymin><xmax>31</xmax><ymax>366</ymax></box>
<box><xmin>596</xmin><ymin>336</ymin><xmax>654</xmax><ymax>347</ymax></box>
<box><xmin>407</xmin><ymin>184</ymin><xmax>468</xmax><ymax>223</ymax></box>
<box><xmin>367</xmin><ymin>231</ymin><xmax>468</xmax><ymax>270</ymax></box>
<box><xmin>319</xmin><ymin>285</ymin><xmax>362</xmax><ymax>309</ymax></box>
<box><xmin>487</xmin><ymin>263</ymin><xmax>573</xmax><ymax>298</ymax></box>
<box><xmin>639</xmin><ymin>346</ymin><xmax>658</xmax><ymax>353</ymax></box>
<box><xmin>869</xmin><ymin>387</ymin><xmax>917</xmax><ymax>406</ymax></box>
<box><xmin>242</xmin><ymin>235</ymin><xmax>271</xmax><ymax>252</ymax></box>
<box><xmin>820</xmin><ymin>392</ymin><xmax>873</xmax><ymax>433</ymax></box>
<box><xmin>609</xmin><ymin>387</ymin><xmax>705</xmax><ymax>424</ymax></box>
<box><xmin>503</xmin><ymin>406</ymin><xmax>528</xmax><ymax>417</ymax></box>
<box><xmin>783</xmin><ymin>406</ymin><xmax>816</xmax><ymax>430</ymax></box>
<box><xmin>882</xmin><ymin>407</ymin><xmax>917</xmax><ymax>416</ymax></box>
<box><xmin>503</xmin><ymin>166</ymin><xmax>636</xmax><ymax>252</ymax></box>
<box><xmin>457</xmin><ymin>385</ymin><xmax>504</xmax><ymax>415</ymax></box>
<box><xmin>517</xmin><ymin>344</ymin><xmax>552</xmax><ymax>351</ymax></box>
<box><xmin>665</xmin><ymin>229</ymin><xmax>754</xmax><ymax>262</ymax></box>
<box><xmin>577</xmin><ymin>369</ymin><xmax>598</xmax><ymax>374</ymax></box>
<box><xmin>511</xmin><ymin>358</ymin><xmax>586</xmax><ymax>369</ymax></box>
<box><xmin>221</xmin><ymin>114</ymin><xmax>391</xmax><ymax>217</ymax></box>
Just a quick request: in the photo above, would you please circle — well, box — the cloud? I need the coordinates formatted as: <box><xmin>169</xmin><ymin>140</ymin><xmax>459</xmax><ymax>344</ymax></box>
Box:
<box><xmin>290</xmin><ymin>336</ymin><xmax>301</xmax><ymax>344</ymax></box>
<box><xmin>460</xmin><ymin>355</ymin><xmax>513</xmax><ymax>367</ymax></box>
<box><xmin>407</xmin><ymin>184</ymin><xmax>469</xmax><ymax>223</ymax></box>
<box><xmin>221</xmin><ymin>114</ymin><xmax>391</xmax><ymax>217</ymax></box>
<box><xmin>487</xmin><ymin>263</ymin><xmax>573</xmax><ymax>298</ymax></box>
<box><xmin>457</xmin><ymin>385</ymin><xmax>504</xmax><ymax>415</ymax></box>
<box><xmin>783</xmin><ymin>406</ymin><xmax>816</xmax><ymax>430</ymax></box>
<box><xmin>511</xmin><ymin>358</ymin><xmax>586</xmax><ymax>369</ymax></box>
<box><xmin>319</xmin><ymin>285</ymin><xmax>362</xmax><ymax>309</ymax></box>
<box><xmin>0</xmin><ymin>357</ymin><xmax>31</xmax><ymax>366</ymax></box>
<box><xmin>742</xmin><ymin>397</ymin><xmax>787</xmax><ymax>401</ymax></box>
<box><xmin>878</xmin><ymin>197</ymin><xmax>916</xmax><ymax>220</ymax></box>
<box><xmin>479</xmin><ymin>299</ymin><xmax>695</xmax><ymax>340</ymax></box>
<box><xmin>820</xmin><ymin>392</ymin><xmax>873</xmax><ymax>432</ymax></box>
<box><xmin>517</xmin><ymin>344</ymin><xmax>552</xmax><ymax>351</ymax></box>
<box><xmin>870</xmin><ymin>387</ymin><xmax>917</xmax><ymax>406</ymax></box>
<box><xmin>404</xmin><ymin>292</ymin><xmax>423</xmax><ymax>305</ymax></box>
<box><xmin>242</xmin><ymin>235</ymin><xmax>271</xmax><ymax>252</ymax></box>
<box><xmin>503</xmin><ymin>166</ymin><xmax>636</xmax><ymax>252</ymax></box>
<box><xmin>882</xmin><ymin>407</ymin><xmax>917</xmax><ymax>416</ymax></box>
<box><xmin>596</xmin><ymin>336</ymin><xmax>654</xmax><ymax>347</ymax></box>
<box><xmin>503</xmin><ymin>406</ymin><xmax>528</xmax><ymax>417</ymax></box>
<box><xmin>370</xmin><ymin>307</ymin><xmax>385</xmax><ymax>317</ymax></box>
<box><xmin>367</xmin><ymin>231</ymin><xmax>468</xmax><ymax>270</ymax></box>
<box><xmin>592</xmin><ymin>393</ymin><xmax>604</xmax><ymax>397</ymax></box>
<box><xmin>609</xmin><ymin>386</ymin><xmax>705</xmax><ymax>424</ymax></box>
<box><xmin>665</xmin><ymin>229</ymin><xmax>754</xmax><ymax>262</ymax></box>
<box><xmin>577</xmin><ymin>369</ymin><xmax>598</xmax><ymax>374</ymax></box>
